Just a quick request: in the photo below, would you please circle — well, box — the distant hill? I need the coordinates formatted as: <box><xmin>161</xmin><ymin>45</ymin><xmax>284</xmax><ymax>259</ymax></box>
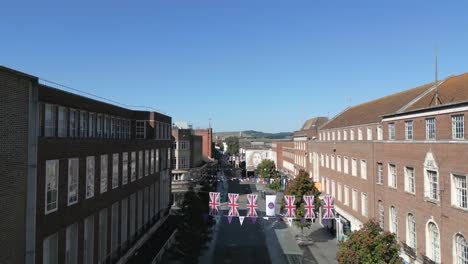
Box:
<box><xmin>213</xmin><ymin>130</ymin><xmax>293</xmax><ymax>140</ymax></box>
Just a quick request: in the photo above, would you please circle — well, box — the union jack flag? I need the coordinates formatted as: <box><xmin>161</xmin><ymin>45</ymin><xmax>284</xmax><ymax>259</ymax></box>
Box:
<box><xmin>284</xmin><ymin>195</ymin><xmax>296</xmax><ymax>218</ymax></box>
<box><xmin>228</xmin><ymin>193</ymin><xmax>240</xmax><ymax>217</ymax></box>
<box><xmin>209</xmin><ymin>192</ymin><xmax>220</xmax><ymax>216</ymax></box>
<box><xmin>322</xmin><ymin>195</ymin><xmax>335</xmax><ymax>219</ymax></box>
<box><xmin>303</xmin><ymin>195</ymin><xmax>315</xmax><ymax>219</ymax></box>
<box><xmin>246</xmin><ymin>194</ymin><xmax>258</xmax><ymax>217</ymax></box>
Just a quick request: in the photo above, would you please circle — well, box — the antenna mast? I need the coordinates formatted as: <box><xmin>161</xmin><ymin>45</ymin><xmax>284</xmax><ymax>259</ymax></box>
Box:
<box><xmin>434</xmin><ymin>47</ymin><xmax>439</xmax><ymax>106</ymax></box>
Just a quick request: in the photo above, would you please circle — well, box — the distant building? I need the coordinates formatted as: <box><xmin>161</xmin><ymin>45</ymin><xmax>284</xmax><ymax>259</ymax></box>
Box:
<box><xmin>174</xmin><ymin>121</ymin><xmax>192</xmax><ymax>129</ymax></box>
<box><xmin>171</xmin><ymin>127</ymin><xmax>203</xmax><ymax>181</ymax></box>
<box><xmin>194</xmin><ymin>128</ymin><xmax>213</xmax><ymax>160</ymax></box>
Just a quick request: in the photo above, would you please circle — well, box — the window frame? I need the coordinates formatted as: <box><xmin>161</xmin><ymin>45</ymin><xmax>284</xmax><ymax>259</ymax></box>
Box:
<box><xmin>426</xmin><ymin>118</ymin><xmax>436</xmax><ymax>140</ymax></box>
<box><xmin>45</xmin><ymin>160</ymin><xmax>59</xmax><ymax>214</ymax></box>
<box><xmin>405</xmin><ymin>120</ymin><xmax>413</xmax><ymax>140</ymax></box>
<box><xmin>85</xmin><ymin>156</ymin><xmax>95</xmax><ymax>199</ymax></box>
<box><xmin>67</xmin><ymin>158</ymin><xmax>79</xmax><ymax>206</ymax></box>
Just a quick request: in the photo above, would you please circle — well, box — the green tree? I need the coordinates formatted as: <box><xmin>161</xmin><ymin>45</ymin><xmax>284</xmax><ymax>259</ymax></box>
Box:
<box><xmin>217</xmin><ymin>142</ymin><xmax>224</xmax><ymax>152</ymax></box>
<box><xmin>255</xmin><ymin>159</ymin><xmax>276</xmax><ymax>178</ymax></box>
<box><xmin>224</xmin><ymin>136</ymin><xmax>239</xmax><ymax>156</ymax></box>
<box><xmin>283</xmin><ymin>170</ymin><xmax>321</xmax><ymax>232</ymax></box>
<box><xmin>336</xmin><ymin>220</ymin><xmax>402</xmax><ymax>264</ymax></box>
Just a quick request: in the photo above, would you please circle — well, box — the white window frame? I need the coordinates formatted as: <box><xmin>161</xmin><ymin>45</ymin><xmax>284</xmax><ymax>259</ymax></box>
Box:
<box><xmin>426</xmin><ymin>118</ymin><xmax>436</xmax><ymax>140</ymax></box>
<box><xmin>351</xmin><ymin>158</ymin><xmax>357</xmax><ymax>177</ymax></box>
<box><xmin>367</xmin><ymin>127</ymin><xmax>372</xmax><ymax>140</ymax></box>
<box><xmin>344</xmin><ymin>156</ymin><xmax>349</xmax><ymax>174</ymax></box>
<box><xmin>405</xmin><ymin>120</ymin><xmax>413</xmax><ymax>140</ymax></box>
<box><xmin>360</xmin><ymin>159</ymin><xmax>367</xmax><ymax>179</ymax></box>
<box><xmin>350</xmin><ymin>129</ymin><xmax>355</xmax><ymax>140</ymax></box>
<box><xmin>358</xmin><ymin>128</ymin><xmax>363</xmax><ymax>140</ymax></box>
<box><xmin>337</xmin><ymin>156</ymin><xmax>342</xmax><ymax>172</ymax></box>
<box><xmin>388</xmin><ymin>164</ymin><xmax>397</xmax><ymax>189</ymax></box>
<box><xmin>344</xmin><ymin>186</ymin><xmax>349</xmax><ymax>205</ymax></box>
<box><xmin>361</xmin><ymin>192</ymin><xmax>368</xmax><ymax>216</ymax></box>
<box><xmin>377</xmin><ymin>125</ymin><xmax>383</xmax><ymax>140</ymax></box>
<box><xmin>407</xmin><ymin>213</ymin><xmax>416</xmax><ymax>250</ymax></box>
<box><xmin>68</xmin><ymin>158</ymin><xmax>79</xmax><ymax>206</ymax></box>
<box><xmin>378</xmin><ymin>201</ymin><xmax>384</xmax><ymax>229</ymax></box>
<box><xmin>352</xmin><ymin>189</ymin><xmax>358</xmax><ymax>211</ymax></box>
<box><xmin>337</xmin><ymin>130</ymin><xmax>341</xmax><ymax>141</ymax></box>
<box><xmin>451</xmin><ymin>174</ymin><xmax>467</xmax><ymax>209</ymax></box>
<box><xmin>343</xmin><ymin>130</ymin><xmax>348</xmax><ymax>140</ymax></box>
<box><xmin>426</xmin><ymin>221</ymin><xmax>440</xmax><ymax>263</ymax></box>
<box><xmin>452</xmin><ymin>114</ymin><xmax>465</xmax><ymax>140</ymax></box>
<box><xmin>389</xmin><ymin>206</ymin><xmax>398</xmax><ymax>238</ymax></box>
<box><xmin>425</xmin><ymin>169</ymin><xmax>439</xmax><ymax>201</ymax></box>
<box><xmin>45</xmin><ymin>160</ymin><xmax>59</xmax><ymax>214</ymax></box>
<box><xmin>331</xmin><ymin>180</ymin><xmax>336</xmax><ymax>198</ymax></box>
<box><xmin>454</xmin><ymin>234</ymin><xmax>468</xmax><ymax>264</ymax></box>
<box><xmin>377</xmin><ymin>162</ymin><xmax>383</xmax><ymax>184</ymax></box>
<box><xmin>331</xmin><ymin>155</ymin><xmax>335</xmax><ymax>170</ymax></box>
<box><xmin>326</xmin><ymin>155</ymin><xmax>329</xmax><ymax>168</ymax></box>
<box><xmin>337</xmin><ymin>183</ymin><xmax>342</xmax><ymax>202</ymax></box>
<box><xmin>404</xmin><ymin>167</ymin><xmax>415</xmax><ymax>194</ymax></box>
<box><xmin>86</xmin><ymin>156</ymin><xmax>95</xmax><ymax>199</ymax></box>
<box><xmin>388</xmin><ymin>123</ymin><xmax>395</xmax><ymax>140</ymax></box>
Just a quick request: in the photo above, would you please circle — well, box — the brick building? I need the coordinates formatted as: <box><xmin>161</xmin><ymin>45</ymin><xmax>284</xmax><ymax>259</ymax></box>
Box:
<box><xmin>311</xmin><ymin>73</ymin><xmax>468</xmax><ymax>264</ymax></box>
<box><xmin>194</xmin><ymin>128</ymin><xmax>213</xmax><ymax>161</ymax></box>
<box><xmin>171</xmin><ymin>127</ymin><xmax>203</xmax><ymax>181</ymax></box>
<box><xmin>0</xmin><ymin>66</ymin><xmax>173</xmax><ymax>264</ymax></box>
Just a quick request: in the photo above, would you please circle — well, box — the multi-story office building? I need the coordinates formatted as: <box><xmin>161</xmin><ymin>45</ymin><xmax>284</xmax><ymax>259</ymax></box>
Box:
<box><xmin>0</xmin><ymin>66</ymin><xmax>173</xmax><ymax>264</ymax></box>
<box><xmin>171</xmin><ymin>127</ymin><xmax>203</xmax><ymax>181</ymax></box>
<box><xmin>311</xmin><ymin>73</ymin><xmax>468</xmax><ymax>264</ymax></box>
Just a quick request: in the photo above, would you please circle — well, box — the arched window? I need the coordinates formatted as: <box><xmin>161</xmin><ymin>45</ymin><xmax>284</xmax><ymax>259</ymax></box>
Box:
<box><xmin>389</xmin><ymin>206</ymin><xmax>398</xmax><ymax>239</ymax></box>
<box><xmin>427</xmin><ymin>221</ymin><xmax>440</xmax><ymax>263</ymax></box>
<box><xmin>455</xmin><ymin>234</ymin><xmax>468</xmax><ymax>264</ymax></box>
<box><xmin>406</xmin><ymin>213</ymin><xmax>416</xmax><ymax>249</ymax></box>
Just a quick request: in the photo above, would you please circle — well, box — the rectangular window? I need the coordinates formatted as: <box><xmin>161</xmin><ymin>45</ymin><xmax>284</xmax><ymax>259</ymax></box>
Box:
<box><xmin>361</xmin><ymin>193</ymin><xmax>368</xmax><ymax>216</ymax></box>
<box><xmin>45</xmin><ymin>160</ymin><xmax>59</xmax><ymax>214</ymax></box>
<box><xmin>360</xmin><ymin>160</ymin><xmax>367</xmax><ymax>179</ymax></box>
<box><xmin>156</xmin><ymin>149</ymin><xmax>160</xmax><ymax>172</ymax></box>
<box><xmin>144</xmin><ymin>187</ymin><xmax>149</xmax><ymax>226</ymax></box>
<box><xmin>377</xmin><ymin>163</ymin><xmax>383</xmax><ymax>184</ymax></box>
<box><xmin>390</xmin><ymin>206</ymin><xmax>398</xmax><ymax>238</ymax></box>
<box><xmin>358</xmin><ymin>128</ymin><xmax>363</xmax><ymax>140</ymax></box>
<box><xmin>129</xmin><ymin>194</ymin><xmax>136</xmax><ymax>241</ymax></box>
<box><xmin>150</xmin><ymin>184</ymin><xmax>155</xmax><ymax>220</ymax></box>
<box><xmin>99</xmin><ymin>208</ymin><xmax>108</xmax><ymax>264</ymax></box>
<box><xmin>112</xmin><ymin>153</ymin><xmax>119</xmax><ymax>189</ymax></box>
<box><xmin>452</xmin><ymin>115</ymin><xmax>465</xmax><ymax>139</ymax></box>
<box><xmin>331</xmin><ymin>180</ymin><xmax>336</xmax><ymax>198</ymax></box>
<box><xmin>377</xmin><ymin>126</ymin><xmax>383</xmax><ymax>140</ymax></box>
<box><xmin>69</xmin><ymin>109</ymin><xmax>78</xmax><ymax>138</ymax></box>
<box><xmin>327</xmin><ymin>132</ymin><xmax>330</xmax><ymax>141</ymax></box>
<box><xmin>145</xmin><ymin>150</ymin><xmax>149</xmax><ymax>176</ymax></box>
<box><xmin>427</xmin><ymin>170</ymin><xmax>439</xmax><ymax>200</ymax></box>
<box><xmin>45</xmin><ymin>104</ymin><xmax>56</xmax><ymax>137</ymax></box>
<box><xmin>344</xmin><ymin>186</ymin><xmax>349</xmax><ymax>205</ymax></box>
<box><xmin>137</xmin><ymin>190</ymin><xmax>143</xmax><ymax>233</ymax></box>
<box><xmin>352</xmin><ymin>189</ymin><xmax>358</xmax><ymax>211</ymax></box>
<box><xmin>151</xmin><ymin>150</ymin><xmax>155</xmax><ymax>174</ymax></box>
<box><xmin>136</xmin><ymin>121</ymin><xmax>146</xmax><ymax>139</ymax></box>
<box><xmin>426</xmin><ymin>118</ymin><xmax>436</xmax><ymax>140</ymax></box>
<box><xmin>378</xmin><ymin>201</ymin><xmax>384</xmax><ymax>229</ymax></box>
<box><xmin>131</xmin><ymin>152</ymin><xmax>136</xmax><ymax>182</ymax></box>
<box><xmin>326</xmin><ymin>155</ymin><xmax>329</xmax><ymax>168</ymax></box>
<box><xmin>80</xmin><ymin>111</ymin><xmax>88</xmax><ymax>138</ymax></box>
<box><xmin>351</xmin><ymin>158</ymin><xmax>357</xmax><ymax>176</ymax></box>
<box><xmin>111</xmin><ymin>202</ymin><xmax>119</xmax><ymax>260</ymax></box>
<box><xmin>65</xmin><ymin>223</ymin><xmax>78</xmax><ymax>264</ymax></box>
<box><xmin>337</xmin><ymin>183</ymin><xmax>342</xmax><ymax>202</ymax></box>
<box><xmin>405</xmin><ymin>167</ymin><xmax>415</xmax><ymax>194</ymax></box>
<box><xmin>58</xmin><ymin>106</ymin><xmax>67</xmax><ymax>137</ymax></box>
<box><xmin>97</xmin><ymin>114</ymin><xmax>103</xmax><ymax>138</ymax></box>
<box><xmin>104</xmin><ymin>115</ymin><xmax>109</xmax><ymax>138</ymax></box>
<box><xmin>100</xmin><ymin>155</ymin><xmax>108</xmax><ymax>193</ymax></box>
<box><xmin>110</xmin><ymin>116</ymin><xmax>115</xmax><ymax>138</ymax></box>
<box><xmin>332</xmin><ymin>131</ymin><xmax>335</xmax><ymax>141</ymax></box>
<box><xmin>138</xmin><ymin>151</ymin><xmax>143</xmax><ymax>179</ymax></box>
<box><xmin>89</xmin><ymin>112</ymin><xmax>95</xmax><ymax>138</ymax></box>
<box><xmin>68</xmin><ymin>158</ymin><xmax>79</xmax><ymax>205</ymax></box>
<box><xmin>121</xmin><ymin>198</ymin><xmax>128</xmax><ymax>249</ymax></box>
<box><xmin>83</xmin><ymin>216</ymin><xmax>94</xmax><ymax>264</ymax></box>
<box><xmin>122</xmin><ymin>153</ymin><xmax>128</xmax><ymax>185</ymax></box>
<box><xmin>405</xmin><ymin>121</ymin><xmax>413</xmax><ymax>140</ymax></box>
<box><xmin>388</xmin><ymin>164</ymin><xmax>397</xmax><ymax>188</ymax></box>
<box><xmin>367</xmin><ymin>127</ymin><xmax>372</xmax><ymax>140</ymax></box>
<box><xmin>388</xmin><ymin>123</ymin><xmax>395</xmax><ymax>140</ymax></box>
<box><xmin>344</xmin><ymin>157</ymin><xmax>349</xmax><ymax>174</ymax></box>
<box><xmin>350</xmin><ymin>129</ymin><xmax>355</xmax><ymax>140</ymax></box>
<box><xmin>86</xmin><ymin>156</ymin><xmax>95</xmax><ymax>199</ymax></box>
<box><xmin>453</xmin><ymin>174</ymin><xmax>467</xmax><ymax>209</ymax></box>
<box><xmin>331</xmin><ymin>155</ymin><xmax>335</xmax><ymax>170</ymax></box>
<box><xmin>43</xmin><ymin>233</ymin><xmax>58</xmax><ymax>264</ymax></box>
<box><xmin>337</xmin><ymin>131</ymin><xmax>341</xmax><ymax>141</ymax></box>
<box><xmin>344</xmin><ymin>130</ymin><xmax>348</xmax><ymax>140</ymax></box>
<box><xmin>320</xmin><ymin>154</ymin><xmax>324</xmax><ymax>167</ymax></box>
<box><xmin>116</xmin><ymin>118</ymin><xmax>121</xmax><ymax>139</ymax></box>
<box><xmin>337</xmin><ymin>156</ymin><xmax>342</xmax><ymax>172</ymax></box>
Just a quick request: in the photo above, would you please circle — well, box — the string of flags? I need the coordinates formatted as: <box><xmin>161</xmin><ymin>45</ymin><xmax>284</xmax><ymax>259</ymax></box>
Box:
<box><xmin>208</xmin><ymin>192</ymin><xmax>335</xmax><ymax>226</ymax></box>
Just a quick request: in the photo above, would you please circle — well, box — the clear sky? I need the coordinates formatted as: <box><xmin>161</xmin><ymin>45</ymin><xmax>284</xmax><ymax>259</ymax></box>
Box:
<box><xmin>2</xmin><ymin>0</ymin><xmax>468</xmax><ymax>133</ymax></box>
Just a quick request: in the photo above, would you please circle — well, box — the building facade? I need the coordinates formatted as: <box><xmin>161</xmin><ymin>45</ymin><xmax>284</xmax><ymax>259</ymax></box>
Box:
<box><xmin>194</xmin><ymin>128</ymin><xmax>213</xmax><ymax>161</ymax></box>
<box><xmin>311</xmin><ymin>73</ymin><xmax>468</xmax><ymax>264</ymax></box>
<box><xmin>0</xmin><ymin>66</ymin><xmax>173</xmax><ymax>264</ymax></box>
<box><xmin>171</xmin><ymin>127</ymin><xmax>204</xmax><ymax>181</ymax></box>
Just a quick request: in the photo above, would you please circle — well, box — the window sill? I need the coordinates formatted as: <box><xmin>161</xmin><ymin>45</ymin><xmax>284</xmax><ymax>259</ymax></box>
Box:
<box><xmin>388</xmin><ymin>186</ymin><xmax>398</xmax><ymax>191</ymax></box>
<box><xmin>404</xmin><ymin>191</ymin><xmax>416</xmax><ymax>196</ymax></box>
<box><xmin>424</xmin><ymin>198</ymin><xmax>440</xmax><ymax>205</ymax></box>
<box><xmin>451</xmin><ymin>205</ymin><xmax>468</xmax><ymax>212</ymax></box>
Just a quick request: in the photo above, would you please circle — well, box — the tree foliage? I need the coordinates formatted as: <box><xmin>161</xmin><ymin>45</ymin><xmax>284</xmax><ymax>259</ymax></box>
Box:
<box><xmin>255</xmin><ymin>159</ymin><xmax>276</xmax><ymax>178</ymax></box>
<box><xmin>224</xmin><ymin>136</ymin><xmax>239</xmax><ymax>156</ymax></box>
<box><xmin>336</xmin><ymin>219</ymin><xmax>402</xmax><ymax>264</ymax></box>
<box><xmin>283</xmin><ymin>170</ymin><xmax>321</xmax><ymax>230</ymax></box>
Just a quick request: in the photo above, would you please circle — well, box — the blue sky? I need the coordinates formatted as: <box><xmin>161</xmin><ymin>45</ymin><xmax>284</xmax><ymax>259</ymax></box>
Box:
<box><xmin>2</xmin><ymin>0</ymin><xmax>468</xmax><ymax>133</ymax></box>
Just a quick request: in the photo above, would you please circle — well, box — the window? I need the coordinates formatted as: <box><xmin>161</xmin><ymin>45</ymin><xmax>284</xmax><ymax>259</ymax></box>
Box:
<box><xmin>80</xmin><ymin>111</ymin><xmax>88</xmax><ymax>138</ymax></box>
<box><xmin>332</xmin><ymin>131</ymin><xmax>335</xmax><ymax>141</ymax></box>
<box><xmin>110</xmin><ymin>116</ymin><xmax>115</xmax><ymax>138</ymax></box>
<box><xmin>367</xmin><ymin>127</ymin><xmax>372</xmax><ymax>140</ymax></box>
<box><xmin>43</xmin><ymin>233</ymin><xmax>58</xmax><ymax>264</ymax></box>
<box><xmin>121</xmin><ymin>198</ymin><xmax>128</xmax><ymax>250</ymax></box>
<box><xmin>99</xmin><ymin>208</ymin><xmax>108</xmax><ymax>264</ymax></box>
<box><xmin>327</xmin><ymin>132</ymin><xmax>330</xmax><ymax>141</ymax></box>
<box><xmin>45</xmin><ymin>160</ymin><xmax>59</xmax><ymax>214</ymax></box>
<box><xmin>116</xmin><ymin>118</ymin><xmax>121</xmax><ymax>139</ymax></box>
<box><xmin>155</xmin><ymin>122</ymin><xmax>160</xmax><ymax>139</ymax></box>
<box><xmin>67</xmin><ymin>158</ymin><xmax>79</xmax><ymax>205</ymax></box>
<box><xmin>145</xmin><ymin>150</ymin><xmax>149</xmax><ymax>176</ymax></box>
<box><xmin>331</xmin><ymin>155</ymin><xmax>335</xmax><ymax>170</ymax></box>
<box><xmin>138</xmin><ymin>151</ymin><xmax>143</xmax><ymax>179</ymax></box>
<box><xmin>89</xmin><ymin>112</ymin><xmax>95</xmax><ymax>138</ymax></box>
<box><xmin>350</xmin><ymin>129</ymin><xmax>355</xmax><ymax>140</ymax></box>
<box><xmin>407</xmin><ymin>213</ymin><xmax>416</xmax><ymax>249</ymax></box>
<box><xmin>111</xmin><ymin>202</ymin><xmax>119</xmax><ymax>260</ymax></box>
<box><xmin>452</xmin><ymin>115</ymin><xmax>465</xmax><ymax>139</ymax></box>
<box><xmin>389</xmin><ymin>206</ymin><xmax>398</xmax><ymax>238</ymax></box>
<box><xmin>129</xmin><ymin>194</ymin><xmax>136</xmax><ymax>241</ymax></box>
<box><xmin>156</xmin><ymin>149</ymin><xmax>160</xmax><ymax>172</ymax></box>
<box><xmin>352</xmin><ymin>189</ymin><xmax>358</xmax><ymax>211</ymax></box>
<box><xmin>427</xmin><ymin>222</ymin><xmax>440</xmax><ymax>263</ymax></box>
<box><xmin>320</xmin><ymin>154</ymin><xmax>324</xmax><ymax>167</ymax></box>
<box><xmin>426</xmin><ymin>170</ymin><xmax>439</xmax><ymax>201</ymax></box>
<box><xmin>388</xmin><ymin>164</ymin><xmax>397</xmax><ymax>188</ymax></box>
<box><xmin>45</xmin><ymin>104</ymin><xmax>56</xmax><ymax>137</ymax></box>
<box><xmin>326</xmin><ymin>178</ymin><xmax>330</xmax><ymax>194</ymax></box>
<box><xmin>426</xmin><ymin>118</ymin><xmax>436</xmax><ymax>140</ymax></box>
<box><xmin>58</xmin><ymin>106</ymin><xmax>67</xmax><ymax>137</ymax></box>
<box><xmin>151</xmin><ymin>150</ymin><xmax>155</xmax><ymax>174</ymax></box>
<box><xmin>344</xmin><ymin>157</ymin><xmax>349</xmax><ymax>174</ymax></box>
<box><xmin>405</xmin><ymin>167</ymin><xmax>415</xmax><ymax>194</ymax></box>
<box><xmin>112</xmin><ymin>153</ymin><xmax>119</xmax><ymax>189</ymax></box>
<box><xmin>122</xmin><ymin>153</ymin><xmax>128</xmax><ymax>185</ymax></box>
<box><xmin>377</xmin><ymin>126</ymin><xmax>383</xmax><ymax>140</ymax></box>
<box><xmin>69</xmin><ymin>109</ymin><xmax>78</xmax><ymax>138</ymax></box>
<box><xmin>144</xmin><ymin>187</ymin><xmax>149</xmax><ymax>225</ymax></box>
<box><xmin>377</xmin><ymin>163</ymin><xmax>383</xmax><ymax>184</ymax></box>
<box><xmin>388</xmin><ymin>123</ymin><xmax>395</xmax><ymax>140</ymax></box>
<box><xmin>344</xmin><ymin>186</ymin><xmax>349</xmax><ymax>205</ymax></box>
<box><xmin>455</xmin><ymin>234</ymin><xmax>468</xmax><ymax>264</ymax></box>
<box><xmin>361</xmin><ymin>193</ymin><xmax>368</xmax><ymax>216</ymax></box>
<box><xmin>378</xmin><ymin>201</ymin><xmax>384</xmax><ymax>229</ymax></box>
<box><xmin>104</xmin><ymin>115</ymin><xmax>109</xmax><ymax>138</ymax></box>
<box><xmin>136</xmin><ymin>121</ymin><xmax>146</xmax><ymax>139</ymax></box>
<box><xmin>86</xmin><ymin>156</ymin><xmax>95</xmax><ymax>199</ymax></box>
<box><xmin>358</xmin><ymin>128</ymin><xmax>363</xmax><ymax>140</ymax></box>
<box><xmin>351</xmin><ymin>158</ymin><xmax>357</xmax><ymax>176</ymax></box>
<box><xmin>84</xmin><ymin>216</ymin><xmax>94</xmax><ymax>264</ymax></box>
<box><xmin>337</xmin><ymin>131</ymin><xmax>341</xmax><ymax>141</ymax></box>
<box><xmin>319</xmin><ymin>133</ymin><xmax>322</xmax><ymax>141</ymax></box>
<box><xmin>100</xmin><ymin>155</ymin><xmax>108</xmax><ymax>193</ymax></box>
<box><xmin>405</xmin><ymin>121</ymin><xmax>413</xmax><ymax>140</ymax></box>
<box><xmin>97</xmin><ymin>114</ymin><xmax>103</xmax><ymax>138</ymax></box>
<box><xmin>452</xmin><ymin>174</ymin><xmax>467</xmax><ymax>209</ymax></box>
<box><xmin>130</xmin><ymin>152</ymin><xmax>136</xmax><ymax>182</ymax></box>
<box><xmin>360</xmin><ymin>160</ymin><xmax>367</xmax><ymax>179</ymax></box>
<box><xmin>332</xmin><ymin>180</ymin><xmax>336</xmax><ymax>198</ymax></box>
<box><xmin>326</xmin><ymin>155</ymin><xmax>329</xmax><ymax>168</ymax></box>
<box><xmin>337</xmin><ymin>156</ymin><xmax>342</xmax><ymax>172</ymax></box>
<box><xmin>344</xmin><ymin>130</ymin><xmax>348</xmax><ymax>140</ymax></box>
<box><xmin>65</xmin><ymin>223</ymin><xmax>78</xmax><ymax>264</ymax></box>
<box><xmin>137</xmin><ymin>190</ymin><xmax>143</xmax><ymax>233</ymax></box>
<box><xmin>337</xmin><ymin>183</ymin><xmax>342</xmax><ymax>201</ymax></box>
